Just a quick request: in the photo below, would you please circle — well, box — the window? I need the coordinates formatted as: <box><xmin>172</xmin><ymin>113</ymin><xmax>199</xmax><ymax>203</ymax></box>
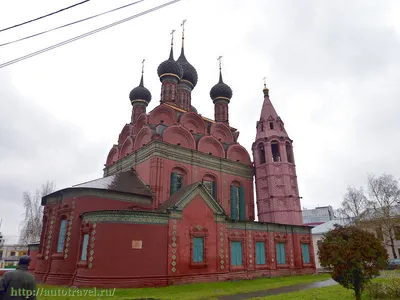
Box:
<box><xmin>203</xmin><ymin>180</ymin><xmax>217</xmax><ymax>199</ymax></box>
<box><xmin>261</xmin><ymin>123</ymin><xmax>264</xmax><ymax>131</ymax></box>
<box><xmin>301</xmin><ymin>243</ymin><xmax>310</xmax><ymax>264</ymax></box>
<box><xmin>230</xmin><ymin>185</ymin><xmax>246</xmax><ymax>221</ymax></box>
<box><xmin>259</xmin><ymin>144</ymin><xmax>266</xmax><ymax>164</ymax></box>
<box><xmin>170</xmin><ymin>172</ymin><xmax>184</xmax><ymax>195</ymax></box>
<box><xmin>57</xmin><ymin>219</ymin><xmax>68</xmax><ymax>252</ymax></box>
<box><xmin>376</xmin><ymin>227</ymin><xmax>384</xmax><ymax>241</ymax></box>
<box><xmin>394</xmin><ymin>226</ymin><xmax>400</xmax><ymax>240</ymax></box>
<box><xmin>0</xmin><ymin>251</ymin><xmax>2</xmax><ymax>258</ymax></box>
<box><xmin>193</xmin><ymin>237</ymin><xmax>204</xmax><ymax>262</ymax></box>
<box><xmin>255</xmin><ymin>242</ymin><xmax>266</xmax><ymax>265</ymax></box>
<box><xmin>271</xmin><ymin>141</ymin><xmax>281</xmax><ymax>162</ymax></box>
<box><xmin>269</xmin><ymin>122</ymin><xmax>274</xmax><ymax>130</ymax></box>
<box><xmin>285</xmin><ymin>142</ymin><xmax>294</xmax><ymax>163</ymax></box>
<box><xmin>81</xmin><ymin>234</ymin><xmax>90</xmax><ymax>261</ymax></box>
<box><xmin>231</xmin><ymin>241</ymin><xmax>242</xmax><ymax>266</ymax></box>
<box><xmin>10</xmin><ymin>251</ymin><xmax>15</xmax><ymax>256</ymax></box>
<box><xmin>276</xmin><ymin>243</ymin><xmax>285</xmax><ymax>264</ymax></box>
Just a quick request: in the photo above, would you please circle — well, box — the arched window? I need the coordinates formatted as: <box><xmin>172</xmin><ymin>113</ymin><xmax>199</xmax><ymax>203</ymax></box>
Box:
<box><xmin>271</xmin><ymin>141</ymin><xmax>281</xmax><ymax>162</ymax></box>
<box><xmin>269</xmin><ymin>122</ymin><xmax>274</xmax><ymax>130</ymax></box>
<box><xmin>80</xmin><ymin>234</ymin><xmax>90</xmax><ymax>261</ymax></box>
<box><xmin>170</xmin><ymin>168</ymin><xmax>185</xmax><ymax>195</ymax></box>
<box><xmin>285</xmin><ymin>142</ymin><xmax>294</xmax><ymax>163</ymax></box>
<box><xmin>203</xmin><ymin>175</ymin><xmax>217</xmax><ymax>200</ymax></box>
<box><xmin>259</xmin><ymin>144</ymin><xmax>266</xmax><ymax>164</ymax></box>
<box><xmin>56</xmin><ymin>218</ymin><xmax>68</xmax><ymax>253</ymax></box>
<box><xmin>230</xmin><ymin>183</ymin><xmax>245</xmax><ymax>221</ymax></box>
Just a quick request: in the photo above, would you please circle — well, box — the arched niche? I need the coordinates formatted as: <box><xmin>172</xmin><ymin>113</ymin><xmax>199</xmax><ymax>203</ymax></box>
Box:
<box><xmin>118</xmin><ymin>124</ymin><xmax>133</xmax><ymax>145</ymax></box>
<box><xmin>148</xmin><ymin>104</ymin><xmax>177</xmax><ymax>126</ymax></box>
<box><xmin>163</xmin><ymin>125</ymin><xmax>196</xmax><ymax>149</ymax></box>
<box><xmin>285</xmin><ymin>141</ymin><xmax>294</xmax><ymax>163</ymax></box>
<box><xmin>133</xmin><ymin>113</ymin><xmax>148</xmax><ymax>135</ymax></box>
<box><xmin>227</xmin><ymin>144</ymin><xmax>252</xmax><ymax>165</ymax></box>
<box><xmin>257</xmin><ymin>142</ymin><xmax>266</xmax><ymax>164</ymax></box>
<box><xmin>133</xmin><ymin>126</ymin><xmax>152</xmax><ymax>151</ymax></box>
<box><xmin>119</xmin><ymin>136</ymin><xmax>134</xmax><ymax>158</ymax></box>
<box><xmin>210</xmin><ymin>122</ymin><xmax>234</xmax><ymax>144</ymax></box>
<box><xmin>179</xmin><ymin>112</ymin><xmax>206</xmax><ymax>134</ymax></box>
<box><xmin>197</xmin><ymin>135</ymin><xmax>225</xmax><ymax>158</ymax></box>
<box><xmin>106</xmin><ymin>145</ymin><xmax>119</xmax><ymax>166</ymax></box>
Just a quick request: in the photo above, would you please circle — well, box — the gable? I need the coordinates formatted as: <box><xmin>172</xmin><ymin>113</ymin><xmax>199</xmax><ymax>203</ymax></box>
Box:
<box><xmin>156</xmin><ymin>182</ymin><xmax>225</xmax><ymax>216</ymax></box>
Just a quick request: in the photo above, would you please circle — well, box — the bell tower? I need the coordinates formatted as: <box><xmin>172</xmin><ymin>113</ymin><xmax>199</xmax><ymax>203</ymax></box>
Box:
<box><xmin>252</xmin><ymin>80</ymin><xmax>303</xmax><ymax>225</ymax></box>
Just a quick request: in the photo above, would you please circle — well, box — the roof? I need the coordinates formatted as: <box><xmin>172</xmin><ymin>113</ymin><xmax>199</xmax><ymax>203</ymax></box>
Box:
<box><xmin>72</xmin><ymin>170</ymin><xmax>153</xmax><ymax>197</ymax></box>
<box><xmin>43</xmin><ymin>170</ymin><xmax>153</xmax><ymax>204</ymax></box>
<box><xmin>156</xmin><ymin>182</ymin><xmax>200</xmax><ymax>212</ymax></box>
<box><xmin>359</xmin><ymin>205</ymin><xmax>400</xmax><ymax>221</ymax></box>
<box><xmin>311</xmin><ymin>218</ymin><xmax>354</xmax><ymax>235</ymax></box>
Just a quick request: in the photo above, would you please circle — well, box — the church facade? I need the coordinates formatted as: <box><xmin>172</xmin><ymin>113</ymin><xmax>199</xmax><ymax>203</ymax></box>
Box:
<box><xmin>33</xmin><ymin>28</ymin><xmax>316</xmax><ymax>288</ymax></box>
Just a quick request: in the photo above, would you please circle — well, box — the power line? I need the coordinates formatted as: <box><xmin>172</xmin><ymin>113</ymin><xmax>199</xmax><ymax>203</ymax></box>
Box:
<box><xmin>0</xmin><ymin>0</ymin><xmax>91</xmax><ymax>33</ymax></box>
<box><xmin>0</xmin><ymin>0</ymin><xmax>182</xmax><ymax>69</ymax></box>
<box><xmin>0</xmin><ymin>0</ymin><xmax>146</xmax><ymax>47</ymax></box>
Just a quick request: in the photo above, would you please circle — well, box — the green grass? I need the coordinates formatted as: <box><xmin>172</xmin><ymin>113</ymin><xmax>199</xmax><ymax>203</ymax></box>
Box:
<box><xmin>250</xmin><ymin>270</ymin><xmax>400</xmax><ymax>300</ymax></box>
<box><xmin>36</xmin><ymin>273</ymin><xmax>330</xmax><ymax>299</ymax></box>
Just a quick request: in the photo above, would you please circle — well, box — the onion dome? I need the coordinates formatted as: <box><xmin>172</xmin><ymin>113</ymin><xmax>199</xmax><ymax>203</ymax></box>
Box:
<box><xmin>177</xmin><ymin>48</ymin><xmax>198</xmax><ymax>88</ymax></box>
<box><xmin>129</xmin><ymin>73</ymin><xmax>152</xmax><ymax>105</ymax></box>
<box><xmin>210</xmin><ymin>70</ymin><xmax>232</xmax><ymax>102</ymax></box>
<box><xmin>157</xmin><ymin>46</ymin><xmax>183</xmax><ymax>81</ymax></box>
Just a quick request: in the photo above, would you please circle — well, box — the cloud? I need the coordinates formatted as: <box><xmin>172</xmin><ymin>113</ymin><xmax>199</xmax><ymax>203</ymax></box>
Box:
<box><xmin>0</xmin><ymin>70</ymin><xmax>105</xmax><ymax>236</ymax></box>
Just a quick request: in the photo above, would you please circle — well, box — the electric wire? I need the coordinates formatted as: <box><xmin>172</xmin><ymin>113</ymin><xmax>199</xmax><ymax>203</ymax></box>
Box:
<box><xmin>0</xmin><ymin>0</ymin><xmax>145</xmax><ymax>47</ymax></box>
<box><xmin>0</xmin><ymin>0</ymin><xmax>91</xmax><ymax>33</ymax></box>
<box><xmin>0</xmin><ymin>0</ymin><xmax>181</xmax><ymax>69</ymax></box>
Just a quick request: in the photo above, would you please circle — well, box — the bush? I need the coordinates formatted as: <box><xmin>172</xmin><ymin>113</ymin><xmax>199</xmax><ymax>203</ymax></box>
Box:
<box><xmin>365</xmin><ymin>273</ymin><xmax>400</xmax><ymax>299</ymax></box>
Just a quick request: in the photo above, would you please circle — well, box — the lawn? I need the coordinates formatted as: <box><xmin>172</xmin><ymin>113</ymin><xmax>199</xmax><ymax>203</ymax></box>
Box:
<box><xmin>36</xmin><ymin>273</ymin><xmax>330</xmax><ymax>299</ymax></box>
<box><xmin>250</xmin><ymin>270</ymin><xmax>400</xmax><ymax>300</ymax></box>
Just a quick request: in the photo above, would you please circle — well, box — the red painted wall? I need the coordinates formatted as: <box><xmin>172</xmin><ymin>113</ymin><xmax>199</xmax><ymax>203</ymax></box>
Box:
<box><xmin>36</xmin><ymin>195</ymin><xmax>152</xmax><ymax>285</ymax></box>
<box><xmin>74</xmin><ymin>222</ymin><xmax>168</xmax><ymax>287</ymax></box>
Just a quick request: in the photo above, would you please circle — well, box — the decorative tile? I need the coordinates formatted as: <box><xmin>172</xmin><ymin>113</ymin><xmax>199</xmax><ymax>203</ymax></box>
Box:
<box><xmin>220</xmin><ymin>237</ymin><xmax>223</xmax><ymax>242</ymax></box>
<box><xmin>171</xmin><ymin>267</ymin><xmax>176</xmax><ymax>272</ymax></box>
<box><xmin>89</xmin><ymin>263</ymin><xmax>92</xmax><ymax>268</ymax></box>
<box><xmin>172</xmin><ymin>243</ymin><xmax>176</xmax><ymax>247</ymax></box>
<box><xmin>93</xmin><ymin>223</ymin><xmax>97</xmax><ymax>228</ymax></box>
<box><xmin>220</xmin><ymin>265</ymin><xmax>224</xmax><ymax>270</ymax></box>
<box><xmin>220</xmin><ymin>249</ymin><xmax>224</xmax><ymax>253</ymax></box>
<box><xmin>250</xmin><ymin>259</ymin><xmax>252</xmax><ymax>264</ymax></box>
<box><xmin>220</xmin><ymin>254</ymin><xmax>224</xmax><ymax>259</ymax></box>
<box><xmin>90</xmin><ymin>250</ymin><xmax>94</xmax><ymax>255</ymax></box>
<box><xmin>92</xmin><ymin>230</ymin><xmax>96</xmax><ymax>235</ymax></box>
<box><xmin>89</xmin><ymin>257</ymin><xmax>93</xmax><ymax>262</ymax></box>
<box><xmin>172</xmin><ymin>236</ymin><xmax>176</xmax><ymax>242</ymax></box>
<box><xmin>45</xmin><ymin>255</ymin><xmax>49</xmax><ymax>260</ymax></box>
<box><xmin>172</xmin><ymin>255</ymin><xmax>176</xmax><ymax>260</ymax></box>
<box><xmin>64</xmin><ymin>254</ymin><xmax>68</xmax><ymax>259</ymax></box>
<box><xmin>172</xmin><ymin>249</ymin><xmax>176</xmax><ymax>254</ymax></box>
<box><xmin>173</xmin><ymin>225</ymin><xmax>177</xmax><ymax>230</ymax></box>
<box><xmin>249</xmin><ymin>254</ymin><xmax>252</xmax><ymax>258</ymax></box>
<box><xmin>173</xmin><ymin>220</ymin><xmax>176</xmax><ymax>224</ymax></box>
<box><xmin>220</xmin><ymin>260</ymin><xmax>224</xmax><ymax>264</ymax></box>
<box><xmin>172</xmin><ymin>261</ymin><xmax>176</xmax><ymax>266</ymax></box>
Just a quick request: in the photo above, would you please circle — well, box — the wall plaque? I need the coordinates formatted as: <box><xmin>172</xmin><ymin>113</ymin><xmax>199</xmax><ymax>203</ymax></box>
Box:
<box><xmin>132</xmin><ymin>240</ymin><xmax>142</xmax><ymax>249</ymax></box>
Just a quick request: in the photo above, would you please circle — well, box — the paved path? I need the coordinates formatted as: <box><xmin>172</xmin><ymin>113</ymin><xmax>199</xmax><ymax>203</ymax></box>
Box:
<box><xmin>217</xmin><ymin>279</ymin><xmax>337</xmax><ymax>300</ymax></box>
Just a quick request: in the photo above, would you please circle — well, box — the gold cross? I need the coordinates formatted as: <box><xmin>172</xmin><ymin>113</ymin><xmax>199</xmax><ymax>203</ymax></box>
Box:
<box><xmin>141</xmin><ymin>59</ymin><xmax>145</xmax><ymax>73</ymax></box>
<box><xmin>181</xmin><ymin>19</ymin><xmax>187</xmax><ymax>31</ymax></box>
<box><xmin>263</xmin><ymin>76</ymin><xmax>267</xmax><ymax>88</ymax></box>
<box><xmin>217</xmin><ymin>56</ymin><xmax>223</xmax><ymax>70</ymax></box>
<box><xmin>170</xmin><ymin>29</ymin><xmax>175</xmax><ymax>45</ymax></box>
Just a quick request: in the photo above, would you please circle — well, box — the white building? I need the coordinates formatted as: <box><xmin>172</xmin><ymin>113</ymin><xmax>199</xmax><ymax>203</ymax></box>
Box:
<box><xmin>302</xmin><ymin>206</ymin><xmax>335</xmax><ymax>226</ymax></box>
<box><xmin>311</xmin><ymin>218</ymin><xmax>353</xmax><ymax>270</ymax></box>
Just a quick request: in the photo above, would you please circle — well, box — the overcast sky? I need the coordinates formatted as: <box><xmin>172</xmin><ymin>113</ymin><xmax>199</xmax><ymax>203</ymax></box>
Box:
<box><xmin>1</xmin><ymin>0</ymin><xmax>400</xmax><ymax>238</ymax></box>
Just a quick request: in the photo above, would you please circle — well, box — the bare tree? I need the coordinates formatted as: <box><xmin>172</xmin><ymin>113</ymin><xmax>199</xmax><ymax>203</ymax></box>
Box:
<box><xmin>19</xmin><ymin>181</ymin><xmax>55</xmax><ymax>244</ymax></box>
<box><xmin>337</xmin><ymin>186</ymin><xmax>372</xmax><ymax>221</ymax></box>
<box><xmin>367</xmin><ymin>173</ymin><xmax>400</xmax><ymax>259</ymax></box>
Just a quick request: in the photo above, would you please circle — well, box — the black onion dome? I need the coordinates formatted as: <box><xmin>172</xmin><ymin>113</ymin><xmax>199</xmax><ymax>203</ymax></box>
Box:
<box><xmin>129</xmin><ymin>74</ymin><xmax>152</xmax><ymax>104</ymax></box>
<box><xmin>177</xmin><ymin>48</ymin><xmax>198</xmax><ymax>87</ymax></box>
<box><xmin>157</xmin><ymin>47</ymin><xmax>183</xmax><ymax>80</ymax></box>
<box><xmin>210</xmin><ymin>70</ymin><xmax>232</xmax><ymax>101</ymax></box>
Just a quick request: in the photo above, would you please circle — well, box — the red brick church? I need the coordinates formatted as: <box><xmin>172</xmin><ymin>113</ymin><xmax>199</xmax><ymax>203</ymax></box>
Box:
<box><xmin>32</xmin><ymin>27</ymin><xmax>316</xmax><ymax>287</ymax></box>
